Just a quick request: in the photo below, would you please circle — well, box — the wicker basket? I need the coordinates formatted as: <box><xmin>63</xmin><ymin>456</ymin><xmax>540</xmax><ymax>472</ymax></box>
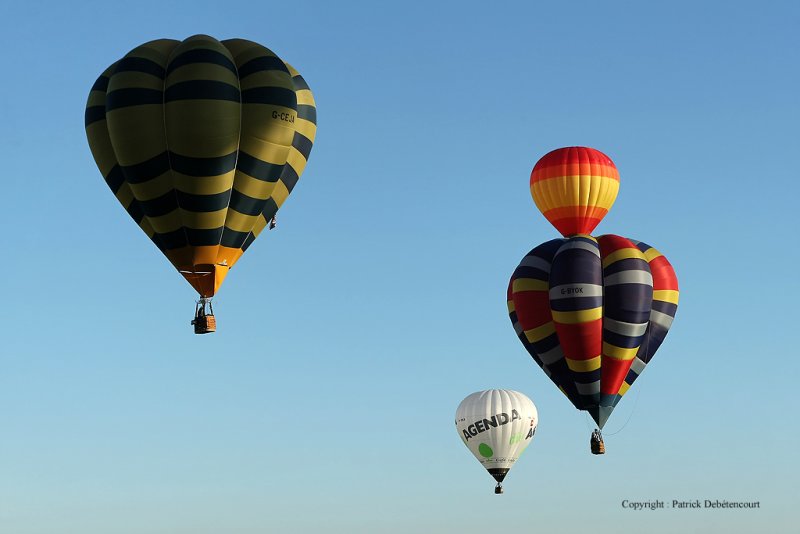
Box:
<box><xmin>590</xmin><ymin>437</ymin><xmax>605</xmax><ymax>455</ymax></box>
<box><xmin>192</xmin><ymin>314</ymin><xmax>217</xmax><ymax>334</ymax></box>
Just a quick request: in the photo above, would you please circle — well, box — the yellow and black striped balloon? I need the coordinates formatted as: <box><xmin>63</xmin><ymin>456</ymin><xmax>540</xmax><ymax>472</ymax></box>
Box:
<box><xmin>85</xmin><ymin>35</ymin><xmax>317</xmax><ymax>297</ymax></box>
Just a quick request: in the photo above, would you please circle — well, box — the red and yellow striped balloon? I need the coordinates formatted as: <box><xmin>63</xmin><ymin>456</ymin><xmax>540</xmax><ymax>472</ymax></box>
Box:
<box><xmin>530</xmin><ymin>147</ymin><xmax>619</xmax><ymax>236</ymax></box>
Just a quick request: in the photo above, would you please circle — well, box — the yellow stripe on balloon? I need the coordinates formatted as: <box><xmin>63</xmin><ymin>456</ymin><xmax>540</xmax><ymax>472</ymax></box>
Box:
<box><xmin>512</xmin><ymin>278</ymin><xmax>549</xmax><ymax>293</ymax></box>
<box><xmin>530</xmin><ymin>175</ymin><xmax>619</xmax><ymax>212</ymax></box>
<box><xmin>173</xmin><ymin>174</ymin><xmax>234</xmax><ymax>196</ymax></box>
<box><xmin>296</xmin><ymin>88</ymin><xmax>314</xmax><ymax>106</ymax></box>
<box><xmin>128</xmin><ymin>172</ymin><xmax>173</xmax><ymax>201</ymax></box>
<box><xmin>524</xmin><ymin>322</ymin><xmax>556</xmax><ymax>343</ymax></box>
<box><xmin>566</xmin><ymin>356</ymin><xmax>601</xmax><ymax>372</ymax></box>
<box><xmin>252</xmin><ymin>213</ymin><xmax>268</xmax><ymax>236</ymax></box>
<box><xmin>293</xmin><ymin>120</ymin><xmax>316</xmax><ymax>142</ymax></box>
<box><xmin>602</xmin><ymin>342</ymin><xmax>639</xmax><ymax>361</ymax></box>
<box><xmin>107</xmin><ymin>70</ymin><xmax>164</xmax><ymax>91</ymax></box>
<box><xmin>601</xmin><ymin>247</ymin><xmax>644</xmax><ymax>268</ymax></box>
<box><xmin>230</xmin><ymin>173</ymin><xmax>277</xmax><ymax>200</ymax></box>
<box><xmin>240</xmin><ymin>106</ymin><xmax>295</xmax><ymax>147</ymax></box>
<box><xmin>552</xmin><ymin>307</ymin><xmax>603</xmax><ymax>324</ymax></box>
<box><xmin>618</xmin><ymin>381</ymin><xmax>631</xmax><ymax>397</ymax></box>
<box><xmin>147</xmin><ymin>212</ymin><xmax>183</xmax><ymax>234</ymax></box>
<box><xmin>115</xmin><ymin>187</ymin><xmax>133</xmax><ymax>208</ymax></box>
<box><xmin>222</xmin><ymin>211</ymin><xmax>259</xmax><ymax>233</ymax></box>
<box><xmin>285</xmin><ymin>148</ymin><xmax>310</xmax><ymax>175</ymax></box>
<box><xmin>165</xmin><ymin>63</ymin><xmax>240</xmax><ymax>87</ymax></box>
<box><xmin>653</xmin><ymin>290</ymin><xmax>680</xmax><ymax>304</ymax></box>
<box><xmin>180</xmin><ymin>208</ymin><xmax>227</xmax><ymax>229</ymax></box>
<box><xmin>271</xmin><ymin>180</ymin><xmax>291</xmax><ymax>209</ymax></box>
<box><xmin>507</xmin><ymin>300</ymin><xmax>515</xmax><ymax>314</ymax></box>
<box><xmin>642</xmin><ymin>247</ymin><xmax>664</xmax><ymax>263</ymax></box>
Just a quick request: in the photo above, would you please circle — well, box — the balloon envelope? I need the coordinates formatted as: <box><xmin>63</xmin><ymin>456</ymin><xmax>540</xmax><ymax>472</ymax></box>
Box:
<box><xmin>530</xmin><ymin>147</ymin><xmax>619</xmax><ymax>237</ymax></box>
<box><xmin>85</xmin><ymin>35</ymin><xmax>317</xmax><ymax>297</ymax></box>
<box><xmin>507</xmin><ymin>236</ymin><xmax>678</xmax><ymax>428</ymax></box>
<box><xmin>455</xmin><ymin>389</ymin><xmax>538</xmax><ymax>485</ymax></box>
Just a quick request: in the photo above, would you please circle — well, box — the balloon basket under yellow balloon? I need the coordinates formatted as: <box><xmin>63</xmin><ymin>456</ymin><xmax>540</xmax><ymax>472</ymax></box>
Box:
<box><xmin>192</xmin><ymin>314</ymin><xmax>216</xmax><ymax>334</ymax></box>
<box><xmin>191</xmin><ymin>298</ymin><xmax>216</xmax><ymax>334</ymax></box>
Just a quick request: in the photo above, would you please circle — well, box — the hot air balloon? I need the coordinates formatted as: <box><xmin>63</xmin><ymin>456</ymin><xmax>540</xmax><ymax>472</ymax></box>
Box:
<box><xmin>455</xmin><ymin>389</ymin><xmax>538</xmax><ymax>494</ymax></box>
<box><xmin>85</xmin><ymin>35</ymin><xmax>317</xmax><ymax>333</ymax></box>
<box><xmin>530</xmin><ymin>146</ymin><xmax>619</xmax><ymax>237</ymax></box>
<box><xmin>509</xmin><ymin>148</ymin><xmax>678</xmax><ymax>453</ymax></box>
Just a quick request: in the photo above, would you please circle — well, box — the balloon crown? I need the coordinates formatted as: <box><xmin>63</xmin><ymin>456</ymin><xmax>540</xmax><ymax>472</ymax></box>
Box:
<box><xmin>529</xmin><ymin>146</ymin><xmax>619</xmax><ymax>236</ymax></box>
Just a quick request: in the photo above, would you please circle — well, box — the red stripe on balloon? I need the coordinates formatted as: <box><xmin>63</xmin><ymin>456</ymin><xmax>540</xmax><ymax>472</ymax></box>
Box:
<box><xmin>530</xmin><ymin>147</ymin><xmax>619</xmax><ymax>183</ymax></box>
<box><xmin>553</xmin><ymin>320</ymin><xmax>602</xmax><ymax>360</ymax></box>
<box><xmin>598</xmin><ymin>234</ymin><xmax>637</xmax><ymax>256</ymax></box>
<box><xmin>649</xmin><ymin>255</ymin><xmax>679</xmax><ymax>290</ymax></box>
<box><xmin>513</xmin><ymin>290</ymin><xmax>553</xmax><ymax>330</ymax></box>
<box><xmin>600</xmin><ymin>358</ymin><xmax>631</xmax><ymax>395</ymax></box>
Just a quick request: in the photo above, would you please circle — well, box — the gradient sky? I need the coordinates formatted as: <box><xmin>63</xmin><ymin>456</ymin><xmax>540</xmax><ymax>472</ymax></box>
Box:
<box><xmin>1</xmin><ymin>1</ymin><xmax>798</xmax><ymax>532</ymax></box>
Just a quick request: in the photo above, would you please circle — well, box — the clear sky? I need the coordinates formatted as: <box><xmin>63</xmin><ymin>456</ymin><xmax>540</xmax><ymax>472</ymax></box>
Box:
<box><xmin>1</xmin><ymin>1</ymin><xmax>798</xmax><ymax>532</ymax></box>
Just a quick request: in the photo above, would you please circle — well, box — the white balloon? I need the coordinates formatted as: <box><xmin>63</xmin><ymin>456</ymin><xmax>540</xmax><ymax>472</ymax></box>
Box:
<box><xmin>455</xmin><ymin>389</ymin><xmax>538</xmax><ymax>492</ymax></box>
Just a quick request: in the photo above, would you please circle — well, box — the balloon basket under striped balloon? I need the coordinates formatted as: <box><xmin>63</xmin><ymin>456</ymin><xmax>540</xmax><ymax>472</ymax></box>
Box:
<box><xmin>191</xmin><ymin>298</ymin><xmax>216</xmax><ymax>334</ymax></box>
<box><xmin>590</xmin><ymin>433</ymin><xmax>606</xmax><ymax>455</ymax></box>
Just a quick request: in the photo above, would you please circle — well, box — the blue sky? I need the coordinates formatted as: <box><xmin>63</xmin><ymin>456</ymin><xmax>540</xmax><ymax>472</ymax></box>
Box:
<box><xmin>1</xmin><ymin>1</ymin><xmax>798</xmax><ymax>532</ymax></box>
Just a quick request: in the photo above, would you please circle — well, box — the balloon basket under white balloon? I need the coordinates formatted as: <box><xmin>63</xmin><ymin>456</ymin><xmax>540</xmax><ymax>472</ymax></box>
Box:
<box><xmin>494</xmin><ymin>483</ymin><xmax>504</xmax><ymax>495</ymax></box>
